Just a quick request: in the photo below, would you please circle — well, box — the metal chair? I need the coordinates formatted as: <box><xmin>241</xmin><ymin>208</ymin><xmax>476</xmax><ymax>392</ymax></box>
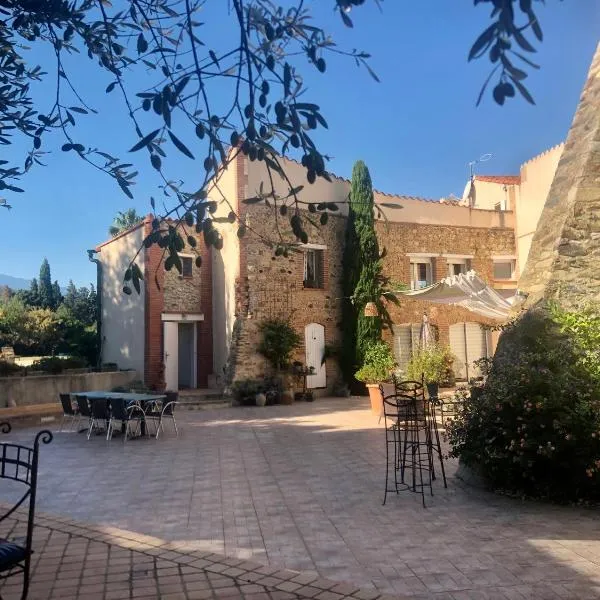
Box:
<box><xmin>106</xmin><ymin>398</ymin><xmax>144</xmax><ymax>441</ymax></box>
<box><xmin>57</xmin><ymin>393</ymin><xmax>79</xmax><ymax>432</ymax></box>
<box><xmin>74</xmin><ymin>395</ymin><xmax>92</xmax><ymax>435</ymax></box>
<box><xmin>381</xmin><ymin>388</ymin><xmax>432</xmax><ymax>507</ymax></box>
<box><xmin>87</xmin><ymin>397</ymin><xmax>110</xmax><ymax>439</ymax></box>
<box><xmin>151</xmin><ymin>391</ymin><xmax>179</xmax><ymax>439</ymax></box>
<box><xmin>391</xmin><ymin>377</ymin><xmax>447</xmax><ymax>489</ymax></box>
<box><xmin>0</xmin><ymin>429</ymin><xmax>53</xmax><ymax>599</ymax></box>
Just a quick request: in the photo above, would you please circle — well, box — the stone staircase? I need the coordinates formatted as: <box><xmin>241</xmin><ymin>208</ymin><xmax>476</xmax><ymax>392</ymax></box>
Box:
<box><xmin>176</xmin><ymin>388</ymin><xmax>230</xmax><ymax>410</ymax></box>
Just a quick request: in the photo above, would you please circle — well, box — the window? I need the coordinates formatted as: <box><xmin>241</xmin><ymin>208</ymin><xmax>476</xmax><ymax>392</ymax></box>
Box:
<box><xmin>448</xmin><ymin>260</ymin><xmax>470</xmax><ymax>277</ymax></box>
<box><xmin>181</xmin><ymin>256</ymin><xmax>193</xmax><ymax>278</ymax></box>
<box><xmin>303</xmin><ymin>249</ymin><xmax>325</xmax><ymax>289</ymax></box>
<box><xmin>493</xmin><ymin>259</ymin><xmax>515</xmax><ymax>280</ymax></box>
<box><xmin>410</xmin><ymin>260</ymin><xmax>432</xmax><ymax>290</ymax></box>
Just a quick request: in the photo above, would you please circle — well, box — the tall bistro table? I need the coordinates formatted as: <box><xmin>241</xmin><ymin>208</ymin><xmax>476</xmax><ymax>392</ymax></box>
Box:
<box><xmin>71</xmin><ymin>391</ymin><xmax>167</xmax><ymax>437</ymax></box>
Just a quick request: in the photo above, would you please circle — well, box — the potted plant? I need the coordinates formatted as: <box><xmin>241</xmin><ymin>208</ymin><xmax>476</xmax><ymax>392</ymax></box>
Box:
<box><xmin>405</xmin><ymin>344</ymin><xmax>455</xmax><ymax>398</ymax></box>
<box><xmin>354</xmin><ymin>341</ymin><xmax>396</xmax><ymax>415</ymax></box>
<box><xmin>231</xmin><ymin>379</ymin><xmax>261</xmax><ymax>405</ymax></box>
<box><xmin>258</xmin><ymin>318</ymin><xmax>301</xmax><ymax>404</ymax></box>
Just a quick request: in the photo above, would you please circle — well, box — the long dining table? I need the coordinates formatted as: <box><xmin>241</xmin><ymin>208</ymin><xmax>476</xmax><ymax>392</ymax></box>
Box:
<box><xmin>70</xmin><ymin>391</ymin><xmax>166</xmax><ymax>437</ymax></box>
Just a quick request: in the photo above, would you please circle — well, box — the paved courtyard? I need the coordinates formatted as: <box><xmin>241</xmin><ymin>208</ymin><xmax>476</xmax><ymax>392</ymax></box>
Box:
<box><xmin>2</xmin><ymin>397</ymin><xmax>600</xmax><ymax>599</ymax></box>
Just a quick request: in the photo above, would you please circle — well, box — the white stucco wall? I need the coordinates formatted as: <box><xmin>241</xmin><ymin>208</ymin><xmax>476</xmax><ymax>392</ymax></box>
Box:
<box><xmin>209</xmin><ymin>156</ymin><xmax>240</xmax><ymax>382</ymax></box>
<box><xmin>461</xmin><ymin>179</ymin><xmax>519</xmax><ymax>211</ymax></box>
<box><xmin>246</xmin><ymin>155</ymin><xmax>514</xmax><ymax>230</ymax></box>
<box><xmin>515</xmin><ymin>144</ymin><xmax>564</xmax><ymax>274</ymax></box>
<box><xmin>97</xmin><ymin>226</ymin><xmax>146</xmax><ymax>374</ymax></box>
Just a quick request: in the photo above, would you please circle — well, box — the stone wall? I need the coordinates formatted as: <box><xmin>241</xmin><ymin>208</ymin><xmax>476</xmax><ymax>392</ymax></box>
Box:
<box><xmin>144</xmin><ymin>221</ymin><xmax>213</xmax><ymax>389</ymax></box>
<box><xmin>376</xmin><ymin>221</ymin><xmax>516</xmax><ymax>344</ymax></box>
<box><xmin>518</xmin><ymin>44</ymin><xmax>600</xmax><ymax>307</ymax></box>
<box><xmin>231</xmin><ymin>205</ymin><xmax>345</xmax><ymax>389</ymax></box>
<box><xmin>0</xmin><ymin>370</ymin><xmax>139</xmax><ymax>408</ymax></box>
<box><xmin>163</xmin><ymin>225</ymin><xmax>210</xmax><ymax>314</ymax></box>
<box><xmin>228</xmin><ymin>203</ymin><xmax>516</xmax><ymax>385</ymax></box>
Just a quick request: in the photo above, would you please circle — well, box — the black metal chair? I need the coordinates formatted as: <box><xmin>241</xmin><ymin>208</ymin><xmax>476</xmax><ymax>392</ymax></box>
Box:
<box><xmin>74</xmin><ymin>395</ymin><xmax>92</xmax><ymax>436</ymax></box>
<box><xmin>106</xmin><ymin>398</ymin><xmax>144</xmax><ymax>441</ymax></box>
<box><xmin>381</xmin><ymin>388</ymin><xmax>432</xmax><ymax>507</ymax></box>
<box><xmin>87</xmin><ymin>397</ymin><xmax>110</xmax><ymax>439</ymax></box>
<box><xmin>392</xmin><ymin>377</ymin><xmax>447</xmax><ymax>489</ymax></box>
<box><xmin>147</xmin><ymin>391</ymin><xmax>179</xmax><ymax>439</ymax></box>
<box><xmin>57</xmin><ymin>394</ymin><xmax>79</xmax><ymax>433</ymax></box>
<box><xmin>0</xmin><ymin>428</ymin><xmax>53</xmax><ymax>600</ymax></box>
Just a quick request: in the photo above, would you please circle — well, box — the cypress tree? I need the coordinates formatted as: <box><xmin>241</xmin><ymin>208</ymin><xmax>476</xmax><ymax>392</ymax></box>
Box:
<box><xmin>52</xmin><ymin>280</ymin><xmax>63</xmax><ymax>307</ymax></box>
<box><xmin>38</xmin><ymin>258</ymin><xmax>53</xmax><ymax>309</ymax></box>
<box><xmin>341</xmin><ymin>160</ymin><xmax>384</xmax><ymax>383</ymax></box>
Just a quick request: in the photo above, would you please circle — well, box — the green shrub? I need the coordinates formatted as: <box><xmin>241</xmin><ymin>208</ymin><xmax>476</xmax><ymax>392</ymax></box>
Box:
<box><xmin>231</xmin><ymin>379</ymin><xmax>262</xmax><ymax>404</ymax></box>
<box><xmin>30</xmin><ymin>356</ymin><xmax>88</xmax><ymax>374</ymax></box>
<box><xmin>258</xmin><ymin>318</ymin><xmax>301</xmax><ymax>372</ymax></box>
<box><xmin>0</xmin><ymin>360</ymin><xmax>24</xmax><ymax>377</ymax></box>
<box><xmin>446</xmin><ymin>303</ymin><xmax>600</xmax><ymax>503</ymax></box>
<box><xmin>354</xmin><ymin>341</ymin><xmax>396</xmax><ymax>384</ymax></box>
<box><xmin>405</xmin><ymin>344</ymin><xmax>454</xmax><ymax>384</ymax></box>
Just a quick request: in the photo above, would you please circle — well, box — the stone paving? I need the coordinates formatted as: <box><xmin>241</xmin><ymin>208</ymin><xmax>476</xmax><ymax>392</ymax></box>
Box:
<box><xmin>1</xmin><ymin>397</ymin><xmax>600</xmax><ymax>599</ymax></box>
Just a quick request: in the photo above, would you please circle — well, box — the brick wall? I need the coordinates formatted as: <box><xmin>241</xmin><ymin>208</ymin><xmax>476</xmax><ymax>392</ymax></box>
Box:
<box><xmin>143</xmin><ymin>217</ymin><xmax>165</xmax><ymax>390</ymax></box>
<box><xmin>230</xmin><ymin>199</ymin><xmax>345</xmax><ymax>389</ymax></box>
<box><xmin>226</xmin><ymin>200</ymin><xmax>515</xmax><ymax>384</ymax></box>
<box><xmin>144</xmin><ymin>220</ymin><xmax>214</xmax><ymax>389</ymax></box>
<box><xmin>375</xmin><ymin>221</ymin><xmax>515</xmax><ymax>345</ymax></box>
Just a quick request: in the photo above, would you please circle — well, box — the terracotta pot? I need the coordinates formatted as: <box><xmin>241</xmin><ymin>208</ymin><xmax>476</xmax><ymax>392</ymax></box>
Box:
<box><xmin>366</xmin><ymin>383</ymin><xmax>383</xmax><ymax>416</ymax></box>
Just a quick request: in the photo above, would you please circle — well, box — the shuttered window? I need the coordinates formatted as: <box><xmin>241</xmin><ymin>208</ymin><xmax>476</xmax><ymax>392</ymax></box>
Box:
<box><xmin>393</xmin><ymin>323</ymin><xmax>421</xmax><ymax>375</ymax></box>
<box><xmin>449</xmin><ymin>322</ymin><xmax>491</xmax><ymax>381</ymax></box>
<box><xmin>304</xmin><ymin>250</ymin><xmax>325</xmax><ymax>289</ymax></box>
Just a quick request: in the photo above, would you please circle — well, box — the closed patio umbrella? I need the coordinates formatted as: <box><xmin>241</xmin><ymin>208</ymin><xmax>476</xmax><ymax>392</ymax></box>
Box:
<box><xmin>419</xmin><ymin>314</ymin><xmax>433</xmax><ymax>349</ymax></box>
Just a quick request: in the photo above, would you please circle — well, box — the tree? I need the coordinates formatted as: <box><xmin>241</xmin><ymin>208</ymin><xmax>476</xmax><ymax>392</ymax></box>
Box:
<box><xmin>52</xmin><ymin>280</ymin><xmax>63</xmax><ymax>307</ymax></box>
<box><xmin>16</xmin><ymin>278</ymin><xmax>40</xmax><ymax>308</ymax></box>
<box><xmin>0</xmin><ymin>285</ymin><xmax>13</xmax><ymax>304</ymax></box>
<box><xmin>38</xmin><ymin>258</ymin><xmax>54</xmax><ymax>309</ymax></box>
<box><xmin>63</xmin><ymin>280</ymin><xmax>78</xmax><ymax>310</ymax></box>
<box><xmin>341</xmin><ymin>160</ymin><xmax>397</xmax><ymax>382</ymax></box>
<box><xmin>63</xmin><ymin>280</ymin><xmax>96</xmax><ymax>326</ymax></box>
<box><xmin>1</xmin><ymin>1</ymin><xmax>553</xmax><ymax>278</ymax></box>
<box><xmin>109</xmin><ymin>209</ymin><xmax>144</xmax><ymax>237</ymax></box>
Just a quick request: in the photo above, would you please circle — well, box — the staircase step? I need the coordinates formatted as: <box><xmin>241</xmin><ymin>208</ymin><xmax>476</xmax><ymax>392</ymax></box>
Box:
<box><xmin>177</xmin><ymin>390</ymin><xmax>229</xmax><ymax>410</ymax></box>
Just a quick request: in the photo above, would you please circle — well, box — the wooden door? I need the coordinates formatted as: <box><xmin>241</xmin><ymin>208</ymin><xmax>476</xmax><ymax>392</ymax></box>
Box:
<box><xmin>163</xmin><ymin>320</ymin><xmax>178</xmax><ymax>391</ymax></box>
<box><xmin>305</xmin><ymin>323</ymin><xmax>326</xmax><ymax>389</ymax></box>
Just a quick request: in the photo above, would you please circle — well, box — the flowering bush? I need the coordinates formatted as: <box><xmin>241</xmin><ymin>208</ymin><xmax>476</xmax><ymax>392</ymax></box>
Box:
<box><xmin>446</xmin><ymin>303</ymin><xmax>600</xmax><ymax>503</ymax></box>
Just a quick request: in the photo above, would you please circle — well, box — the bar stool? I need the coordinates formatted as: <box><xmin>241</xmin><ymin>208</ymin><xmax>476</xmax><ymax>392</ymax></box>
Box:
<box><xmin>381</xmin><ymin>388</ymin><xmax>433</xmax><ymax>507</ymax></box>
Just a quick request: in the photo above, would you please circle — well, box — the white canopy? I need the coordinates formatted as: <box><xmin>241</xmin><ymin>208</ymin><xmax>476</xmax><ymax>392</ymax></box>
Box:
<box><xmin>397</xmin><ymin>270</ymin><xmax>519</xmax><ymax>320</ymax></box>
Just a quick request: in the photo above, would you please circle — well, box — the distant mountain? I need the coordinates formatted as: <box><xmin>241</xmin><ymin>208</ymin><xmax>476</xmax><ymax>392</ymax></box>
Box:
<box><xmin>0</xmin><ymin>273</ymin><xmax>32</xmax><ymax>291</ymax></box>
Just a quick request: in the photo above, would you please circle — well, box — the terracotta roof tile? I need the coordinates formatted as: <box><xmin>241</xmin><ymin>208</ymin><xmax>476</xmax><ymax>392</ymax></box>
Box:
<box><xmin>475</xmin><ymin>175</ymin><xmax>521</xmax><ymax>185</ymax></box>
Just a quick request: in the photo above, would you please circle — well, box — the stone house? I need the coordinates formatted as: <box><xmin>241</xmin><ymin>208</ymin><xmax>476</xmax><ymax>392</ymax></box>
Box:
<box><xmin>95</xmin><ymin>143</ymin><xmax>562</xmax><ymax>392</ymax></box>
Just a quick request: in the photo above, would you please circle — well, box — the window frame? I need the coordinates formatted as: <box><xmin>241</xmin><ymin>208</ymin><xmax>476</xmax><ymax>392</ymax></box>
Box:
<box><xmin>303</xmin><ymin>248</ymin><xmax>325</xmax><ymax>290</ymax></box>
<box><xmin>492</xmin><ymin>258</ymin><xmax>516</xmax><ymax>280</ymax></box>
<box><xmin>409</xmin><ymin>258</ymin><xmax>432</xmax><ymax>290</ymax></box>
<box><xmin>447</xmin><ymin>259</ymin><xmax>471</xmax><ymax>278</ymax></box>
<box><xmin>179</xmin><ymin>254</ymin><xmax>194</xmax><ymax>279</ymax></box>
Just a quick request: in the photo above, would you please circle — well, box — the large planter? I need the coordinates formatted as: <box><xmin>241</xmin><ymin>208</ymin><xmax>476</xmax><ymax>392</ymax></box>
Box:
<box><xmin>426</xmin><ymin>382</ymin><xmax>439</xmax><ymax>399</ymax></box>
<box><xmin>366</xmin><ymin>383</ymin><xmax>383</xmax><ymax>416</ymax></box>
<box><xmin>280</xmin><ymin>389</ymin><xmax>294</xmax><ymax>405</ymax></box>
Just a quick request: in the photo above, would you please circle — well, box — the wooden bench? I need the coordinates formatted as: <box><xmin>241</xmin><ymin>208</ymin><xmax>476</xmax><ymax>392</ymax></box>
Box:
<box><xmin>0</xmin><ymin>403</ymin><xmax>62</xmax><ymax>428</ymax></box>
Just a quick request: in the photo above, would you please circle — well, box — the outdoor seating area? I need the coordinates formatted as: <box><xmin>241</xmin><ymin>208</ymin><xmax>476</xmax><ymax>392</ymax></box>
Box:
<box><xmin>1</xmin><ymin>397</ymin><xmax>600</xmax><ymax>599</ymax></box>
<box><xmin>0</xmin><ymin>422</ymin><xmax>52</xmax><ymax>600</ymax></box>
<box><xmin>57</xmin><ymin>391</ymin><xmax>179</xmax><ymax>441</ymax></box>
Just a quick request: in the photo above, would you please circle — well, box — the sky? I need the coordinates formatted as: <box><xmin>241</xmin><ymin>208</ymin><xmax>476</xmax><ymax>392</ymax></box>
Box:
<box><xmin>0</xmin><ymin>1</ymin><xmax>598</xmax><ymax>287</ymax></box>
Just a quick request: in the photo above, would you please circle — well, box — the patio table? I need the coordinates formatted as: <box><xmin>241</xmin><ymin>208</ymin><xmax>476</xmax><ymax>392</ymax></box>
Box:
<box><xmin>71</xmin><ymin>391</ymin><xmax>166</xmax><ymax>437</ymax></box>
